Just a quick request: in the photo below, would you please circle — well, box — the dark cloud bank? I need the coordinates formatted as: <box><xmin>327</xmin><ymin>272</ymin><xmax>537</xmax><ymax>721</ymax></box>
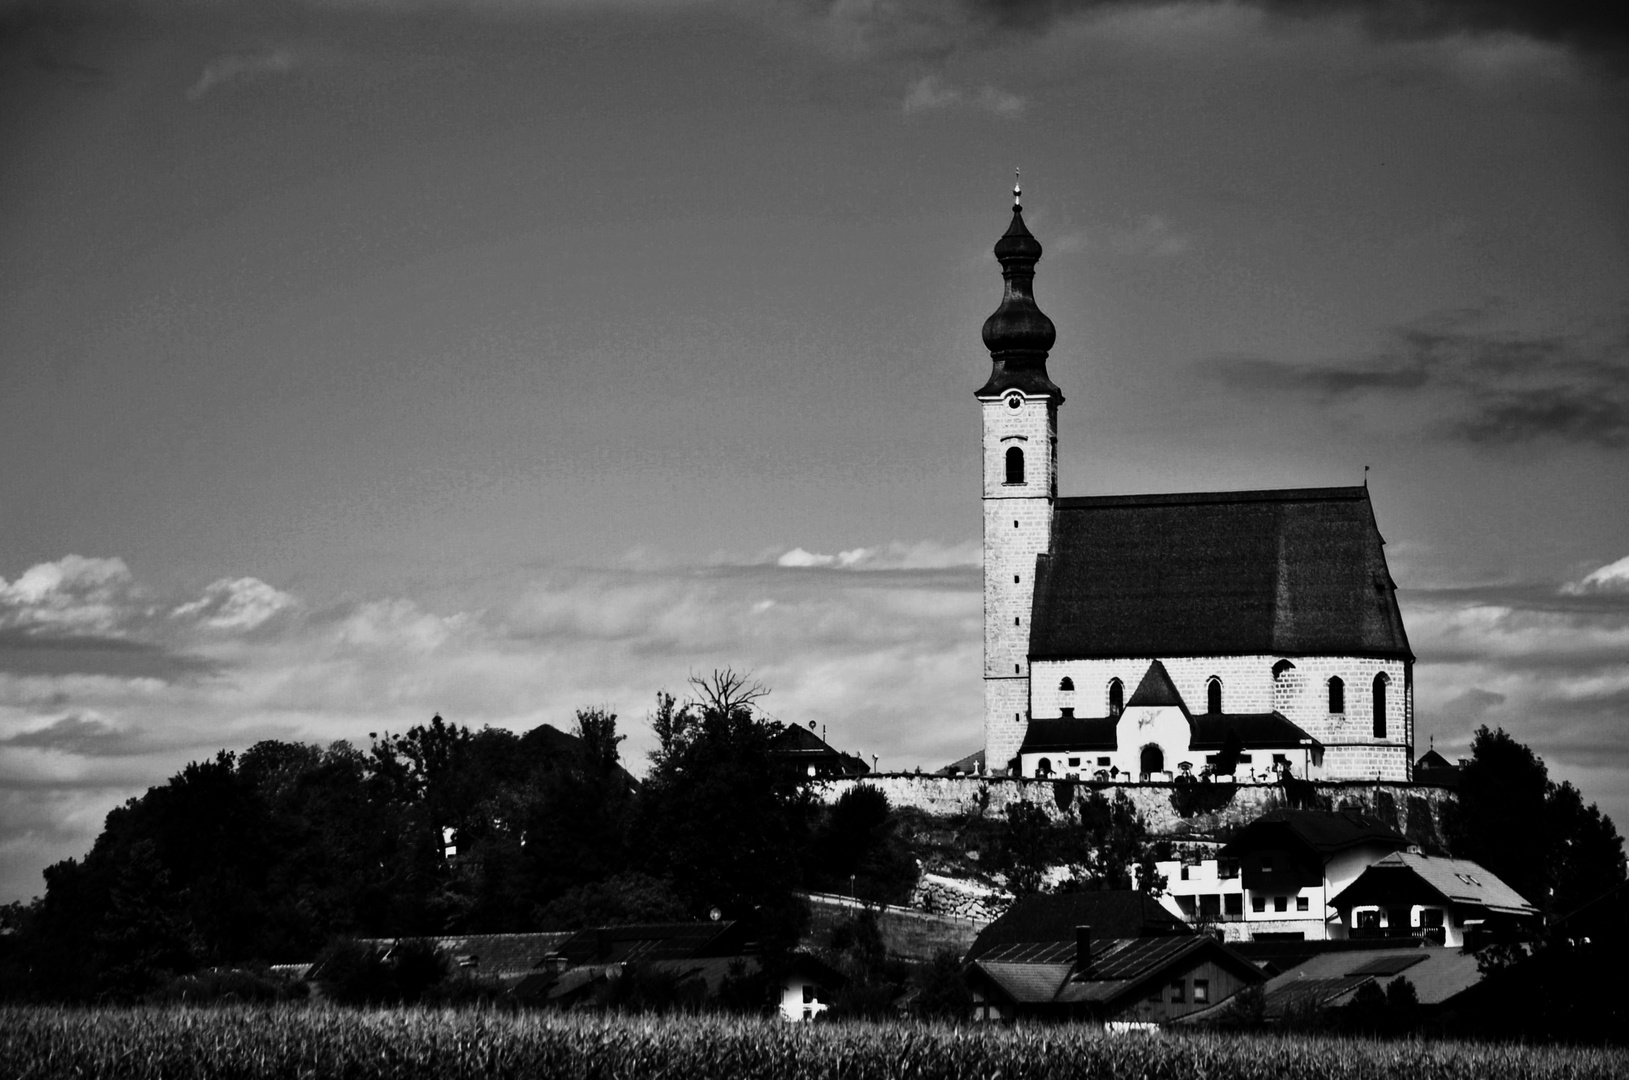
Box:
<box><xmin>1212</xmin><ymin>317</ymin><xmax>1629</xmax><ymax>447</ymax></box>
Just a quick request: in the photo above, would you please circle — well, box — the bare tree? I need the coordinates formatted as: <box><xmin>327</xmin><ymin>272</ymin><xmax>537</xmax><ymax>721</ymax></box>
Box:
<box><xmin>685</xmin><ymin>667</ymin><xmax>769</xmax><ymax>719</ymax></box>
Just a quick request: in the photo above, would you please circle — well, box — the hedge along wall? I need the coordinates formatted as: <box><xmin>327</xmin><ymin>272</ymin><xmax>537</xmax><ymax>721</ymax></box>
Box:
<box><xmin>812</xmin><ymin>775</ymin><xmax>1458</xmax><ymax>849</ymax></box>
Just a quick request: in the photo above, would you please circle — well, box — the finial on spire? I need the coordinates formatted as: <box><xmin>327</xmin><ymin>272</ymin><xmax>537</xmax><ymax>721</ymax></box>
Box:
<box><xmin>1013</xmin><ymin>168</ymin><xmax>1022</xmax><ymax>211</ymax></box>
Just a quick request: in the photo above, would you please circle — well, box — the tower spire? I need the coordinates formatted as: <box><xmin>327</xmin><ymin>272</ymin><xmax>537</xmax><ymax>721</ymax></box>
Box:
<box><xmin>976</xmin><ymin>179</ymin><xmax>1060</xmax><ymax>401</ymax></box>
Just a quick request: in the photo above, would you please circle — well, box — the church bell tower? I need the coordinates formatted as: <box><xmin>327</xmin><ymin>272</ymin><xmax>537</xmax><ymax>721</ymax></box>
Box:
<box><xmin>977</xmin><ymin>179</ymin><xmax>1061</xmax><ymax>773</ymax></box>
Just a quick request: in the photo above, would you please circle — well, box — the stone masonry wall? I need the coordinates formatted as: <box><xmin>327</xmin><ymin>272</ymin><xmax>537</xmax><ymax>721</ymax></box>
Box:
<box><xmin>815</xmin><ymin>774</ymin><xmax>1457</xmax><ymax>848</ymax></box>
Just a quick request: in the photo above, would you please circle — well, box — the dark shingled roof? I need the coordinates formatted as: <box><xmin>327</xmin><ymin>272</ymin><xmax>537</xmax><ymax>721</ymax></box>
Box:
<box><xmin>1221</xmin><ymin>809</ymin><xmax>1409</xmax><ymax>859</ymax></box>
<box><xmin>1020</xmin><ymin>718</ymin><xmax>1119</xmax><ymax>753</ymax></box>
<box><xmin>1019</xmin><ymin>711</ymin><xmax>1317</xmax><ymax>755</ymax></box>
<box><xmin>1028</xmin><ymin>486</ymin><xmax>1411</xmax><ymax>661</ymax></box>
<box><xmin>971</xmin><ymin>935</ymin><xmax>1265</xmax><ymax>1010</ymax></box>
<box><xmin>1126</xmin><ymin>660</ymin><xmax>1186</xmax><ymax>708</ymax></box>
<box><xmin>968</xmin><ymin>891</ymin><xmax>1189</xmax><ymax>961</ymax></box>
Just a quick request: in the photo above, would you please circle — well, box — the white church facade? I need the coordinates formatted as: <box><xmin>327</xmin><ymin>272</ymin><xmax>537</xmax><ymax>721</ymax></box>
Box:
<box><xmin>976</xmin><ymin>188</ymin><xmax>1414</xmax><ymax>783</ymax></box>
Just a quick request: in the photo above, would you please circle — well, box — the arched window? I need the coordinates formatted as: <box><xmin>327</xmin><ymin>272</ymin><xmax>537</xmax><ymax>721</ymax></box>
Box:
<box><xmin>1140</xmin><ymin>744</ymin><xmax>1164</xmax><ymax>777</ymax></box>
<box><xmin>1059</xmin><ymin>677</ymin><xmax>1074</xmax><ymax>692</ymax></box>
<box><xmin>1108</xmin><ymin>678</ymin><xmax>1124</xmax><ymax>717</ymax></box>
<box><xmin>1373</xmin><ymin>674</ymin><xmax>1389</xmax><ymax>738</ymax></box>
<box><xmin>1328</xmin><ymin>676</ymin><xmax>1345</xmax><ymax>714</ymax></box>
<box><xmin>1206</xmin><ymin>676</ymin><xmax>1222</xmax><ymax>715</ymax></box>
<box><xmin>1272</xmin><ymin>659</ymin><xmax>1295</xmax><ymax>678</ymax></box>
<box><xmin>1037</xmin><ymin>757</ymin><xmax>1053</xmax><ymax>777</ymax></box>
<box><xmin>1005</xmin><ymin>446</ymin><xmax>1025</xmax><ymax>484</ymax></box>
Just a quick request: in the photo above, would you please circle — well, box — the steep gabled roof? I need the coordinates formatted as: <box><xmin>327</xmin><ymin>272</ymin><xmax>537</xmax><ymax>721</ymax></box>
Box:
<box><xmin>1126</xmin><ymin>660</ymin><xmax>1187</xmax><ymax>709</ymax></box>
<box><xmin>1330</xmin><ymin>852</ymin><xmax>1539</xmax><ymax>918</ymax></box>
<box><xmin>1029</xmin><ymin>487</ymin><xmax>1412</xmax><ymax>661</ymax></box>
<box><xmin>969</xmin><ymin>891</ymin><xmax>1189</xmax><ymax>960</ymax></box>
<box><xmin>1221</xmin><ymin>809</ymin><xmax>1408</xmax><ymax>859</ymax></box>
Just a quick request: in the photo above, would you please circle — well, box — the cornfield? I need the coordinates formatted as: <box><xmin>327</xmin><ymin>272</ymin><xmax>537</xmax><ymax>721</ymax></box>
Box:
<box><xmin>2</xmin><ymin>1006</ymin><xmax>1623</xmax><ymax>1080</ymax></box>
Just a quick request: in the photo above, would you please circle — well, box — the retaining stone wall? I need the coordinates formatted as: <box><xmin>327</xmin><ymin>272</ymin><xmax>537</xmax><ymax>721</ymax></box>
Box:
<box><xmin>814</xmin><ymin>774</ymin><xmax>1456</xmax><ymax>848</ymax></box>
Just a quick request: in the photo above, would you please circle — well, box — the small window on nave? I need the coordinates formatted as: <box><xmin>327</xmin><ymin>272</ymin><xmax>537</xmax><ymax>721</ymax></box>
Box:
<box><xmin>1329</xmin><ymin>676</ymin><xmax>1345</xmax><ymax>714</ymax></box>
<box><xmin>1059</xmin><ymin>677</ymin><xmax>1074</xmax><ymax>692</ymax></box>
<box><xmin>1206</xmin><ymin>677</ymin><xmax>1222</xmax><ymax>715</ymax></box>
<box><xmin>1108</xmin><ymin>678</ymin><xmax>1124</xmax><ymax>717</ymax></box>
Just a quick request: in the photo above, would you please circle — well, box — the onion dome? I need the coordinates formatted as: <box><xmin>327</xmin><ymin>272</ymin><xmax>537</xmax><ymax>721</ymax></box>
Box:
<box><xmin>977</xmin><ymin>176</ymin><xmax>1062</xmax><ymax>401</ymax></box>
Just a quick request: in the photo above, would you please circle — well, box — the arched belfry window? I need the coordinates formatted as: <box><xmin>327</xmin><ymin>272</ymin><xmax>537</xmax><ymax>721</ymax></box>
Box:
<box><xmin>1108</xmin><ymin>678</ymin><xmax>1124</xmax><ymax>717</ymax></box>
<box><xmin>1206</xmin><ymin>677</ymin><xmax>1222</xmax><ymax>715</ymax></box>
<box><xmin>1328</xmin><ymin>676</ymin><xmax>1345</xmax><ymax>714</ymax></box>
<box><xmin>1373</xmin><ymin>674</ymin><xmax>1389</xmax><ymax>738</ymax></box>
<box><xmin>1005</xmin><ymin>446</ymin><xmax>1025</xmax><ymax>484</ymax></box>
<box><xmin>1059</xmin><ymin>677</ymin><xmax>1074</xmax><ymax>692</ymax></box>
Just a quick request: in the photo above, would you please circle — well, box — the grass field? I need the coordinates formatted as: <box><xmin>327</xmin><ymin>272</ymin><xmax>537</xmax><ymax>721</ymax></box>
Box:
<box><xmin>2</xmin><ymin>1006</ymin><xmax>1625</xmax><ymax>1080</ymax></box>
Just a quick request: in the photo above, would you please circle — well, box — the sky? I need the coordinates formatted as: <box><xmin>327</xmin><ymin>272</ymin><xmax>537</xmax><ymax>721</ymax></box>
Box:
<box><xmin>0</xmin><ymin>0</ymin><xmax>1626</xmax><ymax>904</ymax></box>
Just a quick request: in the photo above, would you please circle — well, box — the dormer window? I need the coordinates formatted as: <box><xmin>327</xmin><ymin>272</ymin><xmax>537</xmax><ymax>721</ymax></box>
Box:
<box><xmin>1206</xmin><ymin>676</ymin><xmax>1222</xmax><ymax>715</ymax></box>
<box><xmin>1329</xmin><ymin>676</ymin><xmax>1345</xmax><ymax>714</ymax></box>
<box><xmin>1005</xmin><ymin>446</ymin><xmax>1025</xmax><ymax>484</ymax></box>
<box><xmin>1108</xmin><ymin>678</ymin><xmax>1124</xmax><ymax>717</ymax></box>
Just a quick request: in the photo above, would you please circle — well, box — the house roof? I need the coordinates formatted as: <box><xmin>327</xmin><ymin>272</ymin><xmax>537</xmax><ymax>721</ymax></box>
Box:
<box><xmin>1019</xmin><ymin>711</ymin><xmax>1318</xmax><ymax>756</ymax></box>
<box><xmin>1220</xmin><ymin>809</ymin><xmax>1408</xmax><ymax>859</ymax></box>
<box><xmin>1028</xmin><ymin>486</ymin><xmax>1412</xmax><ymax>661</ymax></box>
<box><xmin>1415</xmin><ymin>749</ymin><xmax>1453</xmax><ymax>769</ymax></box>
<box><xmin>1330</xmin><ymin>852</ymin><xmax>1539</xmax><ymax>918</ymax></box>
<box><xmin>769</xmin><ymin>725</ymin><xmax>869</xmax><ymax>774</ymax></box>
<box><xmin>427</xmin><ymin>933</ymin><xmax>574</xmax><ymax>978</ymax></box>
<box><xmin>938</xmin><ymin>748</ymin><xmax>986</xmax><ymax>775</ymax></box>
<box><xmin>553</xmin><ymin>921</ymin><xmax>750</xmax><ymax>964</ymax></box>
<box><xmin>1255</xmin><ymin>946</ymin><xmax>1486</xmax><ymax>1013</ymax></box>
<box><xmin>969</xmin><ymin>891</ymin><xmax>1189</xmax><ymax>960</ymax></box>
<box><xmin>971</xmin><ymin>934</ymin><xmax>1264</xmax><ymax>1010</ymax></box>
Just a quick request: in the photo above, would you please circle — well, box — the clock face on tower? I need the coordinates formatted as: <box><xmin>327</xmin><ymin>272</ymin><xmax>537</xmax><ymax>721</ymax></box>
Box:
<box><xmin>1005</xmin><ymin>392</ymin><xmax>1023</xmax><ymax>410</ymax></box>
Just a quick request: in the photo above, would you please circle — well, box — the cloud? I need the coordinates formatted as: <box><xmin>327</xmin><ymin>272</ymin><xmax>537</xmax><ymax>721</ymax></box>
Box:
<box><xmin>901</xmin><ymin>75</ymin><xmax>1024</xmax><ymax>116</ymax></box>
<box><xmin>186</xmin><ymin>48</ymin><xmax>299</xmax><ymax>100</ymax></box>
<box><xmin>763</xmin><ymin>0</ymin><xmax>1628</xmax><ymax>67</ymax></box>
<box><xmin>172</xmin><ymin>577</ymin><xmax>297</xmax><ymax>631</ymax></box>
<box><xmin>1209</xmin><ymin>313</ymin><xmax>1629</xmax><ymax>448</ymax></box>
<box><xmin>774</xmin><ymin>540</ymin><xmax>981</xmax><ymax>570</ymax></box>
<box><xmin>0</xmin><ymin>556</ymin><xmax>140</xmax><ymax>635</ymax></box>
<box><xmin>1407</xmin><ymin>577</ymin><xmax>1629</xmax><ymax>780</ymax></box>
<box><xmin>1563</xmin><ymin>555</ymin><xmax>1629</xmax><ymax>596</ymax></box>
<box><xmin>0</xmin><ymin>715</ymin><xmax>146</xmax><ymax>758</ymax></box>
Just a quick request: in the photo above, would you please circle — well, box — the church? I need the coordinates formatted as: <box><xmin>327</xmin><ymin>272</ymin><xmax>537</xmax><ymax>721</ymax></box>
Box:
<box><xmin>977</xmin><ymin>186</ymin><xmax>1414</xmax><ymax>784</ymax></box>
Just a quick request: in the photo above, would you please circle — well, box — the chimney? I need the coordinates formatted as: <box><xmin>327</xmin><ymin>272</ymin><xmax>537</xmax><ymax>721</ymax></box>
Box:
<box><xmin>1075</xmin><ymin>924</ymin><xmax>1092</xmax><ymax>967</ymax></box>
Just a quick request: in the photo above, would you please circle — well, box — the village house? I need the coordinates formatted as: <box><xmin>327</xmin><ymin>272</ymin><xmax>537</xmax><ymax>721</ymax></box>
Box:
<box><xmin>962</xmin><ymin>892</ymin><xmax>1263</xmax><ymax>1024</ymax></box>
<box><xmin>1329</xmin><ymin>852</ymin><xmax>1541</xmax><ymax>947</ymax></box>
<box><xmin>1209</xmin><ymin>809</ymin><xmax>1412</xmax><ymax>941</ymax></box>
<box><xmin>509</xmin><ymin>921</ymin><xmax>844</xmax><ymax>1020</ymax></box>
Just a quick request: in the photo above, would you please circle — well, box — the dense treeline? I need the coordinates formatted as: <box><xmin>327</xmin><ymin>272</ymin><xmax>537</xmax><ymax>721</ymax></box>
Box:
<box><xmin>0</xmin><ymin>672</ymin><xmax>917</xmax><ymax>1001</ymax></box>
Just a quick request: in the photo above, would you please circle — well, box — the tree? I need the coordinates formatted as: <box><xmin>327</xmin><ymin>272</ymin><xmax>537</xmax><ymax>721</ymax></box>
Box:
<box><xmin>809</xmin><ymin>786</ymin><xmax>917</xmax><ymax>904</ymax></box>
<box><xmin>636</xmin><ymin>673</ymin><xmax>809</xmax><ymax>950</ymax></box>
<box><xmin>909</xmin><ymin>948</ymin><xmax>973</xmax><ymax>1021</ymax></box>
<box><xmin>1446</xmin><ymin>726</ymin><xmax>1551</xmax><ymax>908</ymax></box>
<box><xmin>1446</xmin><ymin>725</ymin><xmax>1626</xmax><ymax>916</ymax></box>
